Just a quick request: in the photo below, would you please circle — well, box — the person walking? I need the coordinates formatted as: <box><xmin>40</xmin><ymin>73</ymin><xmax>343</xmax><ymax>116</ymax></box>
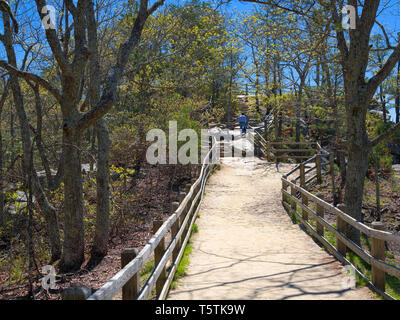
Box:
<box><xmin>238</xmin><ymin>112</ymin><xmax>248</xmax><ymax>135</ymax></box>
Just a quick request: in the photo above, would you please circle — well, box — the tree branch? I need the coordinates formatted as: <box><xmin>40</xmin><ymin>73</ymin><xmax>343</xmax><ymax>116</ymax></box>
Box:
<box><xmin>369</xmin><ymin>122</ymin><xmax>400</xmax><ymax>148</ymax></box>
<box><xmin>75</xmin><ymin>0</ymin><xmax>165</xmax><ymax>132</ymax></box>
<box><xmin>328</xmin><ymin>0</ymin><xmax>349</xmax><ymax>60</ymax></box>
<box><xmin>148</xmin><ymin>0</ymin><xmax>164</xmax><ymax>16</ymax></box>
<box><xmin>367</xmin><ymin>43</ymin><xmax>400</xmax><ymax>99</ymax></box>
<box><xmin>34</xmin><ymin>0</ymin><xmax>72</xmax><ymax>75</ymax></box>
<box><xmin>375</xmin><ymin>20</ymin><xmax>396</xmax><ymax>50</ymax></box>
<box><xmin>240</xmin><ymin>0</ymin><xmax>315</xmax><ymax>17</ymax></box>
<box><xmin>0</xmin><ymin>60</ymin><xmax>62</xmax><ymax>102</ymax></box>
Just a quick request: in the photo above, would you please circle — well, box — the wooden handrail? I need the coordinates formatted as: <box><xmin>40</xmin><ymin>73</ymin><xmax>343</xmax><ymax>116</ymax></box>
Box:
<box><xmin>283</xmin><ymin>178</ymin><xmax>400</xmax><ymax>243</ymax></box>
<box><xmin>250</xmin><ymin>125</ymin><xmax>320</xmax><ymax>163</ymax></box>
<box><xmin>271</xmin><ymin>148</ymin><xmax>315</xmax><ymax>153</ymax></box>
<box><xmin>281</xmin><ymin>168</ymin><xmax>400</xmax><ymax>299</ymax></box>
<box><xmin>268</xmin><ymin>141</ymin><xmax>316</xmax><ymax>145</ymax></box>
<box><xmin>281</xmin><ymin>200</ymin><xmax>395</xmax><ymax>300</ymax></box>
<box><xmin>279</xmin><ymin>133</ymin><xmax>400</xmax><ymax>299</ymax></box>
<box><xmin>158</xmin><ymin>155</ymin><xmax>215</xmax><ymax>300</ymax></box>
<box><xmin>87</xmin><ymin>136</ymin><xmax>219</xmax><ymax>300</ymax></box>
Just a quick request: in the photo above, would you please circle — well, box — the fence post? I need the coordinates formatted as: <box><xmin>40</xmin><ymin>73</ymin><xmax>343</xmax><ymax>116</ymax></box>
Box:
<box><xmin>290</xmin><ymin>180</ymin><xmax>297</xmax><ymax>213</ymax></box>
<box><xmin>171</xmin><ymin>202</ymin><xmax>180</xmax><ymax>262</ymax></box>
<box><xmin>316</xmin><ymin>154</ymin><xmax>322</xmax><ymax>184</ymax></box>
<box><xmin>371</xmin><ymin>221</ymin><xmax>386</xmax><ymax>292</ymax></box>
<box><xmin>299</xmin><ymin>163</ymin><xmax>305</xmax><ymax>186</ymax></box>
<box><xmin>177</xmin><ymin>192</ymin><xmax>186</xmax><ymax>254</ymax></box>
<box><xmin>299</xmin><ymin>163</ymin><xmax>308</xmax><ymax>221</ymax></box>
<box><xmin>266</xmin><ymin>142</ymin><xmax>271</xmax><ymax>162</ymax></box>
<box><xmin>221</xmin><ymin>141</ymin><xmax>225</xmax><ymax>158</ymax></box>
<box><xmin>153</xmin><ymin>220</ymin><xmax>166</xmax><ymax>298</ymax></box>
<box><xmin>329</xmin><ymin>153</ymin><xmax>336</xmax><ymax>201</ymax></box>
<box><xmin>184</xmin><ymin>183</ymin><xmax>193</xmax><ymax>233</ymax></box>
<box><xmin>185</xmin><ymin>183</ymin><xmax>192</xmax><ymax>206</ymax></box>
<box><xmin>209</xmin><ymin>136</ymin><xmax>213</xmax><ymax>163</ymax></box>
<box><xmin>121</xmin><ymin>248</ymin><xmax>139</xmax><ymax>300</ymax></box>
<box><xmin>316</xmin><ymin>193</ymin><xmax>324</xmax><ymax>236</ymax></box>
<box><xmin>282</xmin><ymin>179</ymin><xmax>287</xmax><ymax>203</ymax></box>
<box><xmin>336</xmin><ymin>204</ymin><xmax>347</xmax><ymax>256</ymax></box>
<box><xmin>191</xmin><ymin>179</ymin><xmax>198</xmax><ymax>204</ymax></box>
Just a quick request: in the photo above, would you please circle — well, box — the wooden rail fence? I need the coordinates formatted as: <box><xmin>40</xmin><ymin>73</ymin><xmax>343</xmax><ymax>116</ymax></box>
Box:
<box><xmin>251</xmin><ymin>125</ymin><xmax>400</xmax><ymax>299</ymax></box>
<box><xmin>62</xmin><ymin>122</ymin><xmax>400</xmax><ymax>300</ymax></box>
<box><xmin>252</xmin><ymin>127</ymin><xmax>319</xmax><ymax>162</ymax></box>
<box><xmin>77</xmin><ymin>137</ymin><xmax>219</xmax><ymax>300</ymax></box>
<box><xmin>281</xmin><ymin>151</ymin><xmax>400</xmax><ymax>300</ymax></box>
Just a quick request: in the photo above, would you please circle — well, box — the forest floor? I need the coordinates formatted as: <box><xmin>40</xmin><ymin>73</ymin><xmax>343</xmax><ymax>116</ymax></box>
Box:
<box><xmin>167</xmin><ymin>157</ymin><xmax>375</xmax><ymax>300</ymax></box>
<box><xmin>0</xmin><ymin>162</ymin><xmax>197</xmax><ymax>300</ymax></box>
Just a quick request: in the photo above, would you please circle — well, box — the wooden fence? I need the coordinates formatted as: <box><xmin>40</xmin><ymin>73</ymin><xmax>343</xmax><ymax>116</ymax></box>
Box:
<box><xmin>83</xmin><ymin>137</ymin><xmax>219</xmax><ymax>300</ymax></box>
<box><xmin>251</xmin><ymin>125</ymin><xmax>400</xmax><ymax>299</ymax></box>
<box><xmin>281</xmin><ymin>153</ymin><xmax>400</xmax><ymax>300</ymax></box>
<box><xmin>252</xmin><ymin>127</ymin><xmax>318</xmax><ymax>162</ymax></box>
<box><xmin>64</xmin><ymin>122</ymin><xmax>400</xmax><ymax>300</ymax></box>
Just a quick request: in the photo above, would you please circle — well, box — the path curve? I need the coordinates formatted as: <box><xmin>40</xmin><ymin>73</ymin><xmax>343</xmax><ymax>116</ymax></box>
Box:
<box><xmin>168</xmin><ymin>157</ymin><xmax>375</xmax><ymax>300</ymax></box>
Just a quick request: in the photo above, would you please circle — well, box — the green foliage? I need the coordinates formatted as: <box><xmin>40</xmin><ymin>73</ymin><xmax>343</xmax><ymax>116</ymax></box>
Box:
<box><xmin>176</xmin><ymin>240</ymin><xmax>192</xmax><ymax>278</ymax></box>
<box><xmin>368</xmin><ymin>116</ymin><xmax>394</xmax><ymax>171</ymax></box>
<box><xmin>170</xmin><ymin>237</ymin><xmax>194</xmax><ymax>290</ymax></box>
<box><xmin>140</xmin><ymin>260</ymin><xmax>155</xmax><ymax>278</ymax></box>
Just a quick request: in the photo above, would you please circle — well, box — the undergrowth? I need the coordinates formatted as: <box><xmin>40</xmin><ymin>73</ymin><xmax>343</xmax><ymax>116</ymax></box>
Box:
<box><xmin>169</xmin><ymin>223</ymin><xmax>198</xmax><ymax>291</ymax></box>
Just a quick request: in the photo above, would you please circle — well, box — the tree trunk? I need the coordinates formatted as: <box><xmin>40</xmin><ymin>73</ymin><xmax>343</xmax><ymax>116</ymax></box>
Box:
<box><xmin>251</xmin><ymin>45</ymin><xmax>260</xmax><ymax>114</ymax></box>
<box><xmin>343</xmin><ymin>99</ymin><xmax>369</xmax><ymax>246</ymax></box>
<box><xmin>60</xmin><ymin>127</ymin><xmax>85</xmax><ymax>271</ymax></box>
<box><xmin>0</xmin><ymin>82</ymin><xmax>7</xmax><ymax>227</ymax></box>
<box><xmin>0</xmin><ymin>117</ymin><xmax>3</xmax><ymax>228</ymax></box>
<box><xmin>296</xmin><ymin>82</ymin><xmax>304</xmax><ymax>142</ymax></box>
<box><xmin>86</xmin><ymin>0</ymin><xmax>112</xmax><ymax>258</ymax></box>
<box><xmin>379</xmin><ymin>86</ymin><xmax>387</xmax><ymax>123</ymax></box>
<box><xmin>277</xmin><ymin>66</ymin><xmax>283</xmax><ymax>138</ymax></box>
<box><xmin>396</xmin><ymin>60</ymin><xmax>400</xmax><ymax>123</ymax></box>
<box><xmin>30</xmin><ymin>83</ymin><xmax>54</xmax><ymax>189</ymax></box>
<box><xmin>1</xmin><ymin>12</ymin><xmax>61</xmax><ymax>261</ymax></box>
<box><xmin>9</xmin><ymin>106</ymin><xmax>14</xmax><ymax>164</ymax></box>
<box><xmin>91</xmin><ymin>119</ymin><xmax>111</xmax><ymax>257</ymax></box>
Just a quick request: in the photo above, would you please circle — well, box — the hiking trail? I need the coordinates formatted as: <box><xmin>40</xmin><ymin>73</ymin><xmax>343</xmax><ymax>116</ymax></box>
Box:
<box><xmin>167</xmin><ymin>157</ymin><xmax>375</xmax><ymax>300</ymax></box>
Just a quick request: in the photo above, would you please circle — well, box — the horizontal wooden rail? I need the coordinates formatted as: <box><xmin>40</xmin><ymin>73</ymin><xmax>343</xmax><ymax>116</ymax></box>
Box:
<box><xmin>268</xmin><ymin>141</ymin><xmax>316</xmax><ymax>145</ymax></box>
<box><xmin>304</xmin><ymin>174</ymin><xmax>317</xmax><ymax>185</ymax></box>
<box><xmin>271</xmin><ymin>148</ymin><xmax>315</xmax><ymax>153</ymax></box>
<box><xmin>87</xmin><ymin>137</ymin><xmax>219</xmax><ymax>300</ymax></box>
<box><xmin>282</xmin><ymin>176</ymin><xmax>400</xmax><ymax>299</ymax></box>
<box><xmin>282</xmin><ymin>189</ymin><xmax>400</xmax><ymax>277</ymax></box>
<box><xmin>158</xmin><ymin>161</ymin><xmax>213</xmax><ymax>300</ymax></box>
<box><xmin>284</xmin><ymin>179</ymin><xmax>400</xmax><ymax>243</ymax></box>
<box><xmin>137</xmin><ymin>158</ymin><xmax>215</xmax><ymax>300</ymax></box>
<box><xmin>282</xmin><ymin>201</ymin><xmax>395</xmax><ymax>300</ymax></box>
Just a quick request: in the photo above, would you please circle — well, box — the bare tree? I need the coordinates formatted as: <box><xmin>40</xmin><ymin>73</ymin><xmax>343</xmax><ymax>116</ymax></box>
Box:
<box><xmin>328</xmin><ymin>0</ymin><xmax>400</xmax><ymax>244</ymax></box>
<box><xmin>0</xmin><ymin>9</ymin><xmax>62</xmax><ymax>261</ymax></box>
<box><xmin>0</xmin><ymin>0</ymin><xmax>164</xmax><ymax>271</ymax></box>
<box><xmin>234</xmin><ymin>0</ymin><xmax>400</xmax><ymax>246</ymax></box>
<box><xmin>0</xmin><ymin>79</ymin><xmax>9</xmax><ymax>228</ymax></box>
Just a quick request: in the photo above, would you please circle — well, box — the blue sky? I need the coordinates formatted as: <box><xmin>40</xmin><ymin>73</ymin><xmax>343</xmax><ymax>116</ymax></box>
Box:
<box><xmin>2</xmin><ymin>0</ymin><xmax>400</xmax><ymax>121</ymax></box>
<box><xmin>219</xmin><ymin>1</ymin><xmax>400</xmax><ymax>122</ymax></box>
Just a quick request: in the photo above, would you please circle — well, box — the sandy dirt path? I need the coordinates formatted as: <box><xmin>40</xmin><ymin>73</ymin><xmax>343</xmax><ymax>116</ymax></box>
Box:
<box><xmin>167</xmin><ymin>157</ymin><xmax>375</xmax><ymax>300</ymax></box>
